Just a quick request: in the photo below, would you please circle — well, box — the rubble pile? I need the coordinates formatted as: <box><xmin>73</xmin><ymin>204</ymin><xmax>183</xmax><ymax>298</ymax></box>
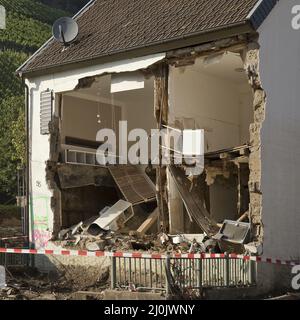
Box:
<box><xmin>56</xmin><ymin>201</ymin><xmax>255</xmax><ymax>255</ymax></box>
<box><xmin>0</xmin><ymin>268</ymin><xmax>68</xmax><ymax>300</ymax></box>
<box><xmin>56</xmin><ymin>222</ymin><xmax>224</xmax><ymax>254</ymax></box>
<box><xmin>0</xmin><ymin>266</ymin><xmax>108</xmax><ymax>301</ymax></box>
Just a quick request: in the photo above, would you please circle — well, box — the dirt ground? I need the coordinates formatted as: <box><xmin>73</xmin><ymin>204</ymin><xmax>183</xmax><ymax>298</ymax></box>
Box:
<box><xmin>0</xmin><ymin>266</ymin><xmax>109</xmax><ymax>300</ymax></box>
<box><xmin>0</xmin><ymin>207</ymin><xmax>23</xmax><ymax>239</ymax></box>
<box><xmin>0</xmin><ymin>224</ymin><xmax>22</xmax><ymax>239</ymax></box>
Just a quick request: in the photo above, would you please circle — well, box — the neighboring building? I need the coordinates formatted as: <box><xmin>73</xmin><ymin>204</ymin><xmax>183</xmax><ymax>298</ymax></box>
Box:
<box><xmin>17</xmin><ymin>0</ymin><xmax>300</xmax><ymax>295</ymax></box>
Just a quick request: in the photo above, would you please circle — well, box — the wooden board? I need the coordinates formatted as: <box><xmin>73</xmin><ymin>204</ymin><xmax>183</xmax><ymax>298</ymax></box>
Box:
<box><xmin>137</xmin><ymin>208</ymin><xmax>159</xmax><ymax>235</ymax></box>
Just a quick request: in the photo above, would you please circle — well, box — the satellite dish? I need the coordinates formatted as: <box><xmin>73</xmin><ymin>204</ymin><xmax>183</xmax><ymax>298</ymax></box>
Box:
<box><xmin>52</xmin><ymin>17</ymin><xmax>79</xmax><ymax>46</ymax></box>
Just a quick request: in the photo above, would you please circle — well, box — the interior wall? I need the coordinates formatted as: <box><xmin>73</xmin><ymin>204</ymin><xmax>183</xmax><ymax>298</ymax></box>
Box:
<box><xmin>114</xmin><ymin>77</ymin><xmax>156</xmax><ymax>136</ymax></box>
<box><xmin>239</xmin><ymin>88</ymin><xmax>254</xmax><ymax>145</ymax></box>
<box><xmin>167</xmin><ymin>168</ymin><xmax>184</xmax><ymax>234</ymax></box>
<box><xmin>62</xmin><ymin>76</ymin><xmax>156</xmax><ymax>149</ymax></box>
<box><xmin>61</xmin><ymin>95</ymin><xmax>122</xmax><ymax>143</ymax></box>
<box><xmin>61</xmin><ymin>186</ymin><xmax>119</xmax><ymax>228</ymax></box>
<box><xmin>169</xmin><ymin>57</ymin><xmax>253</xmax><ymax>152</ymax></box>
<box><xmin>209</xmin><ymin>175</ymin><xmax>238</xmax><ymax>223</ymax></box>
<box><xmin>168</xmin><ymin>54</ymin><xmax>253</xmax><ymax>231</ymax></box>
<box><xmin>27</xmin><ymin>53</ymin><xmax>165</xmax><ymax>249</ymax></box>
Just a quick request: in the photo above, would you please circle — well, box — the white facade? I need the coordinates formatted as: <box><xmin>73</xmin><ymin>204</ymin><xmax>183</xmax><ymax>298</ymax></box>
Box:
<box><xmin>26</xmin><ymin>53</ymin><xmax>165</xmax><ymax>248</ymax></box>
<box><xmin>25</xmin><ymin>1</ymin><xmax>300</xmax><ymax>268</ymax></box>
<box><xmin>259</xmin><ymin>0</ymin><xmax>300</xmax><ymax>260</ymax></box>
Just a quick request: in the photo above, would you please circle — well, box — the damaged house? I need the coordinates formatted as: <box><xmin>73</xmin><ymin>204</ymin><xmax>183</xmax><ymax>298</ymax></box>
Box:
<box><xmin>16</xmin><ymin>0</ymin><xmax>300</xmax><ymax>293</ymax></box>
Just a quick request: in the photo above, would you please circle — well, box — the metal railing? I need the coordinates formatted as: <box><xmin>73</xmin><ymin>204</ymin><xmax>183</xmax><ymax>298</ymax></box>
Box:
<box><xmin>111</xmin><ymin>255</ymin><xmax>256</xmax><ymax>293</ymax></box>
<box><xmin>0</xmin><ymin>252</ymin><xmax>31</xmax><ymax>268</ymax></box>
<box><xmin>112</xmin><ymin>256</ymin><xmax>166</xmax><ymax>291</ymax></box>
<box><xmin>17</xmin><ymin>167</ymin><xmax>27</xmax><ymax>236</ymax></box>
<box><xmin>0</xmin><ymin>237</ymin><xmax>30</xmax><ymax>267</ymax></box>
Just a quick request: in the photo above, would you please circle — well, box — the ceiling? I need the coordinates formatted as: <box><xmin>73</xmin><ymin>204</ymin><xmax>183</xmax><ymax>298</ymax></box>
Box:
<box><xmin>193</xmin><ymin>51</ymin><xmax>249</xmax><ymax>85</ymax></box>
<box><xmin>66</xmin><ymin>51</ymin><xmax>251</xmax><ymax>103</ymax></box>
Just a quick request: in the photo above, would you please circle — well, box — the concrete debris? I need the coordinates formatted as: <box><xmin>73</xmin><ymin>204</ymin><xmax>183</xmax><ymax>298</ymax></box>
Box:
<box><xmin>203</xmin><ymin>239</ymin><xmax>220</xmax><ymax>253</ymax></box>
<box><xmin>56</xmin><ymin>200</ymin><xmax>253</xmax><ymax>255</ymax></box>
<box><xmin>56</xmin><ymin>217</ymin><xmax>253</xmax><ymax>255</ymax></box>
<box><xmin>159</xmin><ymin>233</ymin><xmax>169</xmax><ymax>245</ymax></box>
<box><xmin>86</xmin><ymin>240</ymin><xmax>106</xmax><ymax>252</ymax></box>
<box><xmin>71</xmin><ymin>222</ymin><xmax>83</xmax><ymax>236</ymax></box>
<box><xmin>130</xmin><ymin>241</ymin><xmax>153</xmax><ymax>251</ymax></box>
<box><xmin>172</xmin><ymin>235</ymin><xmax>184</xmax><ymax>245</ymax></box>
<box><xmin>244</xmin><ymin>242</ymin><xmax>263</xmax><ymax>255</ymax></box>
<box><xmin>56</xmin><ymin>223</ymin><xmax>226</xmax><ymax>254</ymax></box>
<box><xmin>73</xmin><ymin>235</ymin><xmax>81</xmax><ymax>246</ymax></box>
<box><xmin>57</xmin><ymin>200</ymin><xmax>134</xmax><ymax>250</ymax></box>
<box><xmin>175</xmin><ymin>234</ymin><xmax>206</xmax><ymax>243</ymax></box>
<box><xmin>58</xmin><ymin>222</ymin><xmax>84</xmax><ymax>241</ymax></box>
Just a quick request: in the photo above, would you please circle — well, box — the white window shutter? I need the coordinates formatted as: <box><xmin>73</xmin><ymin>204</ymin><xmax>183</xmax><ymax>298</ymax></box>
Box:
<box><xmin>40</xmin><ymin>90</ymin><xmax>53</xmax><ymax>135</ymax></box>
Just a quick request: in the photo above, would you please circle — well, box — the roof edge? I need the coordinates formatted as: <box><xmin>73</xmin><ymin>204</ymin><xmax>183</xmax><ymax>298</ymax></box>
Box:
<box><xmin>21</xmin><ymin>21</ymin><xmax>254</xmax><ymax>79</ymax></box>
<box><xmin>246</xmin><ymin>0</ymin><xmax>279</xmax><ymax>30</ymax></box>
<box><xmin>16</xmin><ymin>0</ymin><xmax>96</xmax><ymax>77</ymax></box>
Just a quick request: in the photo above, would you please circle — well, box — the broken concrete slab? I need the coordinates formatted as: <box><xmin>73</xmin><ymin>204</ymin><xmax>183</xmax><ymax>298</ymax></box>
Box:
<box><xmin>244</xmin><ymin>242</ymin><xmax>263</xmax><ymax>255</ymax></box>
<box><xmin>86</xmin><ymin>240</ymin><xmax>106</xmax><ymax>252</ymax></box>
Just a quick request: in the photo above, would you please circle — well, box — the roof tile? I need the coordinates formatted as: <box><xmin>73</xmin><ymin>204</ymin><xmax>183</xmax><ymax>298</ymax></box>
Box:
<box><xmin>21</xmin><ymin>0</ymin><xmax>260</xmax><ymax>74</ymax></box>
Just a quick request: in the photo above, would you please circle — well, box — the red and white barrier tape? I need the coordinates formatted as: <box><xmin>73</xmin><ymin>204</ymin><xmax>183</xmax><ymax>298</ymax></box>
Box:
<box><xmin>0</xmin><ymin>247</ymin><xmax>298</xmax><ymax>266</ymax></box>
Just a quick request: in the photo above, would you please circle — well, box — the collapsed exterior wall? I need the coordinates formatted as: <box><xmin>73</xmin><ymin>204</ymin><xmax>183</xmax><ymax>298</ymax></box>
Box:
<box><xmin>242</xmin><ymin>40</ymin><xmax>266</xmax><ymax>245</ymax></box>
<box><xmin>26</xmin><ymin>53</ymin><xmax>166</xmax><ymax>249</ymax></box>
<box><xmin>27</xmin><ymin>35</ymin><xmax>265</xmax><ymax>254</ymax></box>
<box><xmin>165</xmin><ymin>35</ymin><xmax>264</xmax><ymax>246</ymax></box>
<box><xmin>25</xmin><ymin>31</ymin><xmax>264</xmax><ymax>257</ymax></box>
<box><xmin>46</xmin><ymin>115</ymin><xmax>62</xmax><ymax>238</ymax></box>
<box><xmin>20</xmin><ymin>2</ymin><xmax>300</xmax><ymax>297</ymax></box>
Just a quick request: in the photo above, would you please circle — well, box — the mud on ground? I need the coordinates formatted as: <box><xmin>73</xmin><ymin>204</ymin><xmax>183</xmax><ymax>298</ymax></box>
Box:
<box><xmin>0</xmin><ymin>266</ymin><xmax>109</xmax><ymax>300</ymax></box>
<box><xmin>0</xmin><ymin>206</ymin><xmax>22</xmax><ymax>238</ymax></box>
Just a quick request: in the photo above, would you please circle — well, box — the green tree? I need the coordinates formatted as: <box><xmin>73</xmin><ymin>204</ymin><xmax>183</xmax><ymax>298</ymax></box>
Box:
<box><xmin>0</xmin><ymin>95</ymin><xmax>25</xmax><ymax>196</ymax></box>
<box><xmin>0</xmin><ymin>1</ymin><xmax>72</xmax><ymax>201</ymax></box>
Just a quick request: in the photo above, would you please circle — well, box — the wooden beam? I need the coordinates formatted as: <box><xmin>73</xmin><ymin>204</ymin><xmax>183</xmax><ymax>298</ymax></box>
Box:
<box><xmin>137</xmin><ymin>208</ymin><xmax>159</xmax><ymax>235</ymax></box>
<box><xmin>237</xmin><ymin>211</ymin><xmax>249</xmax><ymax>222</ymax></box>
<box><xmin>169</xmin><ymin>165</ymin><xmax>219</xmax><ymax>236</ymax></box>
<box><xmin>153</xmin><ymin>63</ymin><xmax>169</xmax><ymax>232</ymax></box>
